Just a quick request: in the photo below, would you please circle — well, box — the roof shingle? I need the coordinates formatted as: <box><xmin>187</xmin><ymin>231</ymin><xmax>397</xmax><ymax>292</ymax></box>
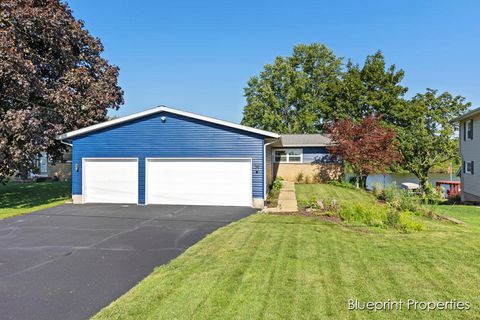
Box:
<box><xmin>272</xmin><ymin>134</ymin><xmax>332</xmax><ymax>147</ymax></box>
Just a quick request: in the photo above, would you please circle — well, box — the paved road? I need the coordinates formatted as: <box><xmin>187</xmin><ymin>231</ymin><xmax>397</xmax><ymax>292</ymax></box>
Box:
<box><xmin>0</xmin><ymin>204</ymin><xmax>256</xmax><ymax>320</ymax></box>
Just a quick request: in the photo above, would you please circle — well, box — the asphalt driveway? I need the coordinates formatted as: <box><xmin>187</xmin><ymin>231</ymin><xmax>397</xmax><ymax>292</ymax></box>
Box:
<box><xmin>0</xmin><ymin>204</ymin><xmax>256</xmax><ymax>320</ymax></box>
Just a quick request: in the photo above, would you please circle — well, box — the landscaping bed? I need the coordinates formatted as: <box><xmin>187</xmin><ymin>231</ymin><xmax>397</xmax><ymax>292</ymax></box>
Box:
<box><xmin>296</xmin><ymin>183</ymin><xmax>428</xmax><ymax>232</ymax></box>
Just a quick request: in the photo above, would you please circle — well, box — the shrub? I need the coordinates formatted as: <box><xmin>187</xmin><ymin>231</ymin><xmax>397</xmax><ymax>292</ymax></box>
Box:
<box><xmin>398</xmin><ymin>191</ymin><xmax>419</xmax><ymax>212</ymax></box>
<box><xmin>267</xmin><ymin>177</ymin><xmax>284</xmax><ymax>207</ymax></box>
<box><xmin>296</xmin><ymin>172</ymin><xmax>304</xmax><ymax>183</ymax></box>
<box><xmin>398</xmin><ymin>211</ymin><xmax>426</xmax><ymax>232</ymax></box>
<box><xmin>323</xmin><ymin>210</ymin><xmax>335</xmax><ymax>217</ymax></box>
<box><xmin>272</xmin><ymin>177</ymin><xmax>283</xmax><ymax>191</ymax></box>
<box><xmin>337</xmin><ymin>203</ymin><xmax>425</xmax><ymax>232</ymax></box>
<box><xmin>378</xmin><ymin>183</ymin><xmax>420</xmax><ymax>212</ymax></box>
<box><xmin>380</xmin><ymin>183</ymin><xmax>399</xmax><ymax>202</ymax></box>
<box><xmin>338</xmin><ymin>203</ymin><xmax>386</xmax><ymax>228</ymax></box>
<box><xmin>371</xmin><ymin>182</ymin><xmax>384</xmax><ymax>198</ymax></box>
<box><xmin>418</xmin><ymin>183</ymin><xmax>444</xmax><ymax>204</ymax></box>
<box><xmin>386</xmin><ymin>208</ymin><xmax>400</xmax><ymax>228</ymax></box>
<box><xmin>304</xmin><ymin>175</ymin><xmax>311</xmax><ymax>184</ymax></box>
<box><xmin>305</xmin><ymin>195</ymin><xmax>321</xmax><ymax>209</ymax></box>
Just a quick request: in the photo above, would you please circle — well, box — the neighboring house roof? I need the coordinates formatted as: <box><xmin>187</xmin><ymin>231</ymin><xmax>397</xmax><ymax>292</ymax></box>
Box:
<box><xmin>271</xmin><ymin>134</ymin><xmax>332</xmax><ymax>147</ymax></box>
<box><xmin>451</xmin><ymin>106</ymin><xmax>480</xmax><ymax>122</ymax></box>
<box><xmin>57</xmin><ymin>106</ymin><xmax>280</xmax><ymax>140</ymax></box>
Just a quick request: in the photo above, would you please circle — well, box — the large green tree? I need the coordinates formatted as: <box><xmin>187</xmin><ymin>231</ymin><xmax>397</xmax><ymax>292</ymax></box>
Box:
<box><xmin>0</xmin><ymin>0</ymin><xmax>123</xmax><ymax>183</ymax></box>
<box><xmin>397</xmin><ymin>89</ymin><xmax>470</xmax><ymax>190</ymax></box>
<box><xmin>241</xmin><ymin>45</ymin><xmax>408</xmax><ymax>133</ymax></box>
<box><xmin>334</xmin><ymin>51</ymin><xmax>408</xmax><ymax>124</ymax></box>
<box><xmin>241</xmin><ymin>43</ymin><xmax>343</xmax><ymax>133</ymax></box>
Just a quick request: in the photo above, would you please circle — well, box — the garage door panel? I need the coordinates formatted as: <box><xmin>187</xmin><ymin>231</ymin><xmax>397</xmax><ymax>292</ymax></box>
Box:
<box><xmin>146</xmin><ymin>159</ymin><xmax>251</xmax><ymax>206</ymax></box>
<box><xmin>84</xmin><ymin>159</ymin><xmax>138</xmax><ymax>204</ymax></box>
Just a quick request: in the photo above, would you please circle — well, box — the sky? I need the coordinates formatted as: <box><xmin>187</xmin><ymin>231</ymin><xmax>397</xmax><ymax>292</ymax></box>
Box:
<box><xmin>67</xmin><ymin>0</ymin><xmax>480</xmax><ymax>123</ymax></box>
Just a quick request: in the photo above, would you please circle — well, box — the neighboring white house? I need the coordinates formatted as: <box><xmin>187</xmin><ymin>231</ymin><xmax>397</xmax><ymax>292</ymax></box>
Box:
<box><xmin>453</xmin><ymin>107</ymin><xmax>480</xmax><ymax>202</ymax></box>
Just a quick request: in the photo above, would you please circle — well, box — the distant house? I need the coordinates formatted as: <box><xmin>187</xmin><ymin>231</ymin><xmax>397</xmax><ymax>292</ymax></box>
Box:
<box><xmin>453</xmin><ymin>107</ymin><xmax>480</xmax><ymax>202</ymax></box>
<box><xmin>57</xmin><ymin>106</ymin><xmax>342</xmax><ymax>208</ymax></box>
<box><xmin>10</xmin><ymin>151</ymin><xmax>72</xmax><ymax>182</ymax></box>
<box><xmin>47</xmin><ymin>151</ymin><xmax>72</xmax><ymax>181</ymax></box>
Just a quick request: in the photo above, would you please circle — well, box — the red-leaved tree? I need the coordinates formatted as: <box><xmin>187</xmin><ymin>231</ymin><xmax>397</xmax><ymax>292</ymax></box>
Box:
<box><xmin>0</xmin><ymin>0</ymin><xmax>124</xmax><ymax>183</ymax></box>
<box><xmin>327</xmin><ymin>115</ymin><xmax>402</xmax><ymax>188</ymax></box>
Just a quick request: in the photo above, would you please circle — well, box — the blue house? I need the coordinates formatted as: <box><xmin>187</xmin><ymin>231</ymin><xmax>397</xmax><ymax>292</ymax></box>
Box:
<box><xmin>58</xmin><ymin>106</ymin><xmax>342</xmax><ymax>208</ymax></box>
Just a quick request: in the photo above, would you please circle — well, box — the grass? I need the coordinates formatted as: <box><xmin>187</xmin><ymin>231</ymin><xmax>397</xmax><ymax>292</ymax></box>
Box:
<box><xmin>94</xmin><ymin>184</ymin><xmax>480</xmax><ymax>320</ymax></box>
<box><xmin>296</xmin><ymin>183</ymin><xmax>376</xmax><ymax>209</ymax></box>
<box><xmin>0</xmin><ymin>181</ymin><xmax>71</xmax><ymax>220</ymax></box>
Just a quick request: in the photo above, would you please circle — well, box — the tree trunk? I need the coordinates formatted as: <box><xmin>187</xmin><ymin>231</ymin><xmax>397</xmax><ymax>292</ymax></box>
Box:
<box><xmin>359</xmin><ymin>175</ymin><xmax>368</xmax><ymax>189</ymax></box>
<box><xmin>18</xmin><ymin>168</ymin><xmax>29</xmax><ymax>181</ymax></box>
<box><xmin>415</xmin><ymin>168</ymin><xmax>430</xmax><ymax>193</ymax></box>
<box><xmin>418</xmin><ymin>176</ymin><xmax>428</xmax><ymax>191</ymax></box>
<box><xmin>354</xmin><ymin>175</ymin><xmax>360</xmax><ymax>189</ymax></box>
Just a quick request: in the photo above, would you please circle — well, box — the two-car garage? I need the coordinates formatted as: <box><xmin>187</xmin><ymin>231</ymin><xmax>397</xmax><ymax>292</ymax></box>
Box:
<box><xmin>145</xmin><ymin>158</ymin><xmax>252</xmax><ymax>206</ymax></box>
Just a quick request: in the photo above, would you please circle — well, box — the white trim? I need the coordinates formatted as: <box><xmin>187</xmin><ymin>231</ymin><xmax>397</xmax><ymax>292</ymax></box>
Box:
<box><xmin>82</xmin><ymin>157</ymin><xmax>139</xmax><ymax>204</ymax></box>
<box><xmin>57</xmin><ymin>106</ymin><xmax>280</xmax><ymax>140</ymax></box>
<box><xmin>145</xmin><ymin>157</ymin><xmax>253</xmax><ymax>207</ymax></box>
<box><xmin>273</xmin><ymin>148</ymin><xmax>303</xmax><ymax>163</ymax></box>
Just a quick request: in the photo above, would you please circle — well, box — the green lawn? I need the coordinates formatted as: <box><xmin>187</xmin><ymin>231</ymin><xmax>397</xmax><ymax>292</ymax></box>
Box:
<box><xmin>296</xmin><ymin>183</ymin><xmax>376</xmax><ymax>209</ymax></box>
<box><xmin>0</xmin><ymin>181</ymin><xmax>71</xmax><ymax>220</ymax></box>
<box><xmin>94</xmin><ymin>184</ymin><xmax>480</xmax><ymax>320</ymax></box>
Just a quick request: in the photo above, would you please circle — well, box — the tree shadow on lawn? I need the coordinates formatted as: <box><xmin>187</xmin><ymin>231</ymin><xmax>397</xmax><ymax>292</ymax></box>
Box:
<box><xmin>0</xmin><ymin>182</ymin><xmax>71</xmax><ymax>209</ymax></box>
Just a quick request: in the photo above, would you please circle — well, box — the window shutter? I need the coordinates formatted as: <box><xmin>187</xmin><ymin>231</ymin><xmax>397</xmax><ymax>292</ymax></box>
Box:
<box><xmin>463</xmin><ymin>161</ymin><xmax>466</xmax><ymax>174</ymax></box>
<box><xmin>470</xmin><ymin>120</ymin><xmax>474</xmax><ymax>140</ymax></box>
<box><xmin>464</xmin><ymin>122</ymin><xmax>467</xmax><ymax>141</ymax></box>
<box><xmin>472</xmin><ymin>161</ymin><xmax>475</xmax><ymax>175</ymax></box>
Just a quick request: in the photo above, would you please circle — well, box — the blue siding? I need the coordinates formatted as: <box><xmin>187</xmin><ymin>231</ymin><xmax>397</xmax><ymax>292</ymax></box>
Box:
<box><xmin>302</xmin><ymin>147</ymin><xmax>333</xmax><ymax>163</ymax></box>
<box><xmin>72</xmin><ymin>112</ymin><xmax>265</xmax><ymax>204</ymax></box>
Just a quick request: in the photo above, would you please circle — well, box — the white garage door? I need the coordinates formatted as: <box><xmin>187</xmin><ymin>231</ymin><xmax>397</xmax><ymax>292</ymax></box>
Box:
<box><xmin>146</xmin><ymin>158</ymin><xmax>252</xmax><ymax>206</ymax></box>
<box><xmin>83</xmin><ymin>158</ymin><xmax>138</xmax><ymax>204</ymax></box>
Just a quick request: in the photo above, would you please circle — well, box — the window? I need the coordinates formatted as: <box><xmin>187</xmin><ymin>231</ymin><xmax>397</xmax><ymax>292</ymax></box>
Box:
<box><xmin>464</xmin><ymin>160</ymin><xmax>475</xmax><ymax>175</ymax></box>
<box><xmin>274</xmin><ymin>149</ymin><xmax>303</xmax><ymax>163</ymax></box>
<box><xmin>38</xmin><ymin>152</ymin><xmax>48</xmax><ymax>174</ymax></box>
<box><xmin>467</xmin><ymin>119</ymin><xmax>474</xmax><ymax>140</ymax></box>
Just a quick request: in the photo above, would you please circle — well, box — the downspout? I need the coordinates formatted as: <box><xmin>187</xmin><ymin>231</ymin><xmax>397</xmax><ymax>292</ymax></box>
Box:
<box><xmin>264</xmin><ymin>139</ymin><xmax>278</xmax><ymax>199</ymax></box>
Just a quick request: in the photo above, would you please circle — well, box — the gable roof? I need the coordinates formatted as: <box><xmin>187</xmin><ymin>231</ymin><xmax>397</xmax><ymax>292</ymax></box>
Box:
<box><xmin>451</xmin><ymin>106</ymin><xmax>480</xmax><ymax>122</ymax></box>
<box><xmin>57</xmin><ymin>106</ymin><xmax>280</xmax><ymax>140</ymax></box>
<box><xmin>271</xmin><ymin>134</ymin><xmax>332</xmax><ymax>147</ymax></box>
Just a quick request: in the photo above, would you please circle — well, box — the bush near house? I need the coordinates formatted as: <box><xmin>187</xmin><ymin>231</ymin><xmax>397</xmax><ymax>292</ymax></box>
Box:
<box><xmin>266</xmin><ymin>177</ymin><xmax>283</xmax><ymax>207</ymax></box>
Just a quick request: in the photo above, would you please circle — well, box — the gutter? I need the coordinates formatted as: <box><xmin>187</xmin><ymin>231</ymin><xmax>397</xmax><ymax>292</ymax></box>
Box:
<box><xmin>60</xmin><ymin>139</ymin><xmax>72</xmax><ymax>147</ymax></box>
<box><xmin>451</xmin><ymin>106</ymin><xmax>480</xmax><ymax>123</ymax></box>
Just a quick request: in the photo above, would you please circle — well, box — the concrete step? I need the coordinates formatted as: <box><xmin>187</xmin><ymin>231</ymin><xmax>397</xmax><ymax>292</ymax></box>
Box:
<box><xmin>278</xmin><ymin>192</ymin><xmax>296</xmax><ymax>200</ymax></box>
<box><xmin>278</xmin><ymin>199</ymin><xmax>298</xmax><ymax>212</ymax></box>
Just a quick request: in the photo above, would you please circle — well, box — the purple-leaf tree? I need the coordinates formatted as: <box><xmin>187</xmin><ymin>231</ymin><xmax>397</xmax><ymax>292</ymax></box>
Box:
<box><xmin>0</xmin><ymin>0</ymin><xmax>123</xmax><ymax>183</ymax></box>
